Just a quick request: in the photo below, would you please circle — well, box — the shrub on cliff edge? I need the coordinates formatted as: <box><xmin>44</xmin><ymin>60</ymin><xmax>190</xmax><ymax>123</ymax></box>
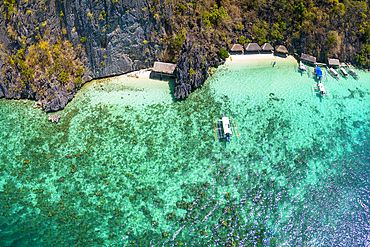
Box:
<box><xmin>219</xmin><ymin>48</ymin><xmax>229</xmax><ymax>60</ymax></box>
<box><xmin>0</xmin><ymin>29</ymin><xmax>86</xmax><ymax>90</ymax></box>
<box><xmin>238</xmin><ymin>36</ymin><xmax>246</xmax><ymax>45</ymax></box>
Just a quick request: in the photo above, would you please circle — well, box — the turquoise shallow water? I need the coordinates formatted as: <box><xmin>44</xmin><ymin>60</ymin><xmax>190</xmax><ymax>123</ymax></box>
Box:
<box><xmin>1</xmin><ymin>60</ymin><xmax>370</xmax><ymax>246</ymax></box>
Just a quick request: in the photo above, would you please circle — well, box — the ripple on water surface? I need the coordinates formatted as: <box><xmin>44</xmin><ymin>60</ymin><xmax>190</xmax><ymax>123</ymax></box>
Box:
<box><xmin>1</xmin><ymin>61</ymin><xmax>370</xmax><ymax>246</ymax></box>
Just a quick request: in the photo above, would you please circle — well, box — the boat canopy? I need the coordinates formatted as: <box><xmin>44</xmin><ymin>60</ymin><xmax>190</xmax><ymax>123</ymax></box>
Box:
<box><xmin>222</xmin><ymin>117</ymin><xmax>232</xmax><ymax>135</ymax></box>
<box><xmin>316</xmin><ymin>66</ymin><xmax>323</xmax><ymax>78</ymax></box>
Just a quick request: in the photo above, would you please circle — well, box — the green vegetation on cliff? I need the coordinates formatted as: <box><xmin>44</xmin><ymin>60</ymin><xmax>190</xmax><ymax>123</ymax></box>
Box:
<box><xmin>165</xmin><ymin>0</ymin><xmax>370</xmax><ymax>66</ymax></box>
<box><xmin>0</xmin><ymin>28</ymin><xmax>85</xmax><ymax>94</ymax></box>
<box><xmin>218</xmin><ymin>48</ymin><xmax>229</xmax><ymax>60</ymax></box>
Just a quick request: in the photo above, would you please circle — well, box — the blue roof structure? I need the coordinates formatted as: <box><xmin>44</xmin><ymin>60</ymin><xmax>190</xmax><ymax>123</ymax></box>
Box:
<box><xmin>316</xmin><ymin>66</ymin><xmax>323</xmax><ymax>78</ymax></box>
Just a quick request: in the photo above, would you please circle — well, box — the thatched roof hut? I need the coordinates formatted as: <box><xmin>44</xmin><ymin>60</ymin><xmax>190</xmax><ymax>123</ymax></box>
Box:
<box><xmin>275</xmin><ymin>45</ymin><xmax>288</xmax><ymax>54</ymax></box>
<box><xmin>244</xmin><ymin>43</ymin><xmax>262</xmax><ymax>52</ymax></box>
<box><xmin>261</xmin><ymin>43</ymin><xmax>274</xmax><ymax>51</ymax></box>
<box><xmin>328</xmin><ymin>58</ymin><xmax>340</xmax><ymax>67</ymax></box>
<box><xmin>230</xmin><ymin>44</ymin><xmax>244</xmax><ymax>52</ymax></box>
<box><xmin>152</xmin><ymin>62</ymin><xmax>177</xmax><ymax>74</ymax></box>
<box><xmin>300</xmin><ymin>53</ymin><xmax>316</xmax><ymax>64</ymax></box>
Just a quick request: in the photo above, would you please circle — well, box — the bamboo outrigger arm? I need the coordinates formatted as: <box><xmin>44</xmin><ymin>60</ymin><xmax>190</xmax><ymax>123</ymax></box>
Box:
<box><xmin>213</xmin><ymin>120</ymin><xmax>217</xmax><ymax>140</ymax></box>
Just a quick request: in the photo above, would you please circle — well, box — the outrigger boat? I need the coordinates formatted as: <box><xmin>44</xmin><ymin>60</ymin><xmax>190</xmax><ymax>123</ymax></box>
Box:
<box><xmin>327</xmin><ymin>67</ymin><xmax>339</xmax><ymax>79</ymax></box>
<box><xmin>348</xmin><ymin>68</ymin><xmax>358</xmax><ymax>78</ymax></box>
<box><xmin>312</xmin><ymin>81</ymin><xmax>329</xmax><ymax>98</ymax></box>
<box><xmin>299</xmin><ymin>61</ymin><xmax>306</xmax><ymax>72</ymax></box>
<box><xmin>340</xmin><ymin>67</ymin><xmax>348</xmax><ymax>77</ymax></box>
<box><xmin>213</xmin><ymin>113</ymin><xmax>240</xmax><ymax>143</ymax></box>
<box><xmin>315</xmin><ymin>65</ymin><xmax>323</xmax><ymax>80</ymax></box>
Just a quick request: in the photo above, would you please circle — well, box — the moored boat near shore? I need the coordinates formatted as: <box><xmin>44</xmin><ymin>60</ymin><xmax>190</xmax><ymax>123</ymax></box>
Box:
<box><xmin>349</xmin><ymin>68</ymin><xmax>359</xmax><ymax>79</ymax></box>
<box><xmin>312</xmin><ymin>81</ymin><xmax>329</xmax><ymax>98</ymax></box>
<box><xmin>327</xmin><ymin>66</ymin><xmax>339</xmax><ymax>79</ymax></box>
<box><xmin>299</xmin><ymin>61</ymin><xmax>306</xmax><ymax>72</ymax></box>
<box><xmin>340</xmin><ymin>67</ymin><xmax>349</xmax><ymax>77</ymax></box>
<box><xmin>315</xmin><ymin>65</ymin><xmax>323</xmax><ymax>80</ymax></box>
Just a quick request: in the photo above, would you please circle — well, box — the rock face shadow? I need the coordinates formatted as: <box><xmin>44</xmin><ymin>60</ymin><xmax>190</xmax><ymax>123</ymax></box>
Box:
<box><xmin>149</xmin><ymin>71</ymin><xmax>178</xmax><ymax>102</ymax></box>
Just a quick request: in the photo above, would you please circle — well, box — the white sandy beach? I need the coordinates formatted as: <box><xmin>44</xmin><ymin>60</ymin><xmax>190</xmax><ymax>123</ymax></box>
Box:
<box><xmin>93</xmin><ymin>68</ymin><xmax>169</xmax><ymax>90</ymax></box>
<box><xmin>225</xmin><ymin>53</ymin><xmax>296</xmax><ymax>64</ymax></box>
<box><xmin>119</xmin><ymin>54</ymin><xmax>297</xmax><ymax>78</ymax></box>
<box><xmin>109</xmin><ymin>54</ymin><xmax>296</xmax><ymax>81</ymax></box>
<box><xmin>123</xmin><ymin>69</ymin><xmax>153</xmax><ymax>79</ymax></box>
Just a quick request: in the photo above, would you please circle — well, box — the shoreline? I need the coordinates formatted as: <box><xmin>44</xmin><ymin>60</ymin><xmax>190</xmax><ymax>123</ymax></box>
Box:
<box><xmin>6</xmin><ymin>53</ymin><xmax>363</xmax><ymax>115</ymax></box>
<box><xmin>85</xmin><ymin>69</ymin><xmax>172</xmax><ymax>91</ymax></box>
<box><xmin>225</xmin><ymin>53</ymin><xmax>296</xmax><ymax>64</ymax></box>
<box><xmin>116</xmin><ymin>54</ymin><xmax>297</xmax><ymax>81</ymax></box>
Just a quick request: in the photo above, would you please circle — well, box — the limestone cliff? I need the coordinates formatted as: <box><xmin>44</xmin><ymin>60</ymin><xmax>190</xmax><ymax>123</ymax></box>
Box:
<box><xmin>2</xmin><ymin>0</ymin><xmax>370</xmax><ymax>111</ymax></box>
<box><xmin>0</xmin><ymin>0</ymin><xmax>178</xmax><ymax>111</ymax></box>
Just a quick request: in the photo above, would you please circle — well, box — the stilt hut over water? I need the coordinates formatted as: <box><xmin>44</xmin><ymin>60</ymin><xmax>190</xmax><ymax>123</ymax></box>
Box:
<box><xmin>275</xmin><ymin>45</ymin><xmax>289</xmax><ymax>57</ymax></box>
<box><xmin>261</xmin><ymin>43</ymin><xmax>274</xmax><ymax>53</ymax></box>
<box><xmin>328</xmin><ymin>58</ymin><xmax>340</xmax><ymax>67</ymax></box>
<box><xmin>300</xmin><ymin>53</ymin><xmax>316</xmax><ymax>65</ymax></box>
<box><xmin>152</xmin><ymin>62</ymin><xmax>177</xmax><ymax>78</ymax></box>
<box><xmin>229</xmin><ymin>44</ymin><xmax>244</xmax><ymax>55</ymax></box>
<box><xmin>244</xmin><ymin>43</ymin><xmax>262</xmax><ymax>54</ymax></box>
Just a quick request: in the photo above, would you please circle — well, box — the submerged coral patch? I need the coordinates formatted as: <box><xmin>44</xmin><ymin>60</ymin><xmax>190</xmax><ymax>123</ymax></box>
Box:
<box><xmin>0</xmin><ymin>62</ymin><xmax>370</xmax><ymax>246</ymax></box>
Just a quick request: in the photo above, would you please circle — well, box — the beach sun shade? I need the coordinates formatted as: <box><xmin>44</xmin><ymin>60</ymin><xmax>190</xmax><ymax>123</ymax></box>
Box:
<box><xmin>152</xmin><ymin>62</ymin><xmax>177</xmax><ymax>74</ymax></box>
<box><xmin>244</xmin><ymin>43</ymin><xmax>262</xmax><ymax>52</ymax></box>
<box><xmin>328</xmin><ymin>58</ymin><xmax>340</xmax><ymax>67</ymax></box>
<box><xmin>301</xmin><ymin>53</ymin><xmax>316</xmax><ymax>64</ymax></box>
<box><xmin>316</xmin><ymin>66</ymin><xmax>323</xmax><ymax>78</ymax></box>
<box><xmin>230</xmin><ymin>44</ymin><xmax>244</xmax><ymax>52</ymax></box>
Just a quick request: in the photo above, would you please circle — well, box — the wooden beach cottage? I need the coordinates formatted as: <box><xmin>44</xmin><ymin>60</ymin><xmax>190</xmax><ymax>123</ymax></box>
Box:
<box><xmin>244</xmin><ymin>43</ymin><xmax>262</xmax><ymax>54</ymax></box>
<box><xmin>328</xmin><ymin>58</ymin><xmax>340</xmax><ymax>67</ymax></box>
<box><xmin>261</xmin><ymin>43</ymin><xmax>274</xmax><ymax>53</ymax></box>
<box><xmin>275</xmin><ymin>45</ymin><xmax>289</xmax><ymax>57</ymax></box>
<box><xmin>152</xmin><ymin>62</ymin><xmax>177</xmax><ymax>78</ymax></box>
<box><xmin>229</xmin><ymin>44</ymin><xmax>244</xmax><ymax>55</ymax></box>
<box><xmin>300</xmin><ymin>53</ymin><xmax>316</xmax><ymax>65</ymax></box>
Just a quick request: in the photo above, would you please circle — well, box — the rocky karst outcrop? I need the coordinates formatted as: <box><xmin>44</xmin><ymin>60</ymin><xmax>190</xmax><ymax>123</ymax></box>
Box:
<box><xmin>0</xmin><ymin>0</ymin><xmax>221</xmax><ymax>111</ymax></box>
<box><xmin>174</xmin><ymin>40</ymin><xmax>222</xmax><ymax>99</ymax></box>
